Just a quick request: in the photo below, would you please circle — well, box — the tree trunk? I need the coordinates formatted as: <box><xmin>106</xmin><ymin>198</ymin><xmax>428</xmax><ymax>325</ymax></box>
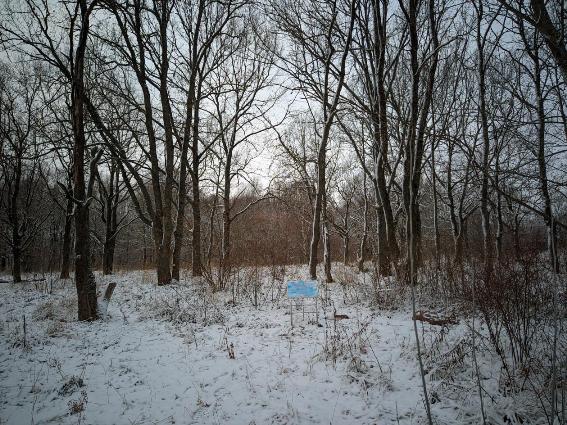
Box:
<box><xmin>322</xmin><ymin>191</ymin><xmax>333</xmax><ymax>283</ymax></box>
<box><xmin>101</xmin><ymin>164</ymin><xmax>119</xmax><ymax>276</ymax></box>
<box><xmin>102</xmin><ymin>238</ymin><xmax>116</xmax><ymax>275</ymax></box>
<box><xmin>10</xmin><ymin>186</ymin><xmax>22</xmax><ymax>284</ymax></box>
<box><xmin>171</xmin><ymin>210</ymin><xmax>185</xmax><ymax>281</ymax></box>
<box><xmin>172</xmin><ymin>82</ymin><xmax>200</xmax><ymax>282</ymax></box>
<box><xmin>12</xmin><ymin>245</ymin><xmax>22</xmax><ymax>283</ymax></box>
<box><xmin>342</xmin><ymin>202</ymin><xmax>350</xmax><ymax>266</ymax></box>
<box><xmin>74</xmin><ymin>200</ymin><xmax>96</xmax><ymax>320</ymax></box>
<box><xmin>171</xmin><ymin>178</ymin><xmax>188</xmax><ymax>281</ymax></box>
<box><xmin>357</xmin><ymin>174</ymin><xmax>369</xmax><ymax>272</ymax></box>
<box><xmin>454</xmin><ymin>231</ymin><xmax>464</xmax><ymax>266</ymax></box>
<box><xmin>221</xmin><ymin>155</ymin><xmax>232</xmax><ymax>261</ymax></box>
<box><xmin>142</xmin><ymin>226</ymin><xmax>148</xmax><ymax>269</ymax></box>
<box><xmin>8</xmin><ymin>146</ymin><xmax>23</xmax><ymax>283</ymax></box>
<box><xmin>431</xmin><ymin>139</ymin><xmax>440</xmax><ymax>268</ymax></box>
<box><xmin>376</xmin><ymin>202</ymin><xmax>389</xmax><ymax>275</ymax></box>
<box><xmin>156</xmin><ymin>244</ymin><xmax>171</xmax><ymax>285</ymax></box>
<box><xmin>529</xmin><ymin>0</ymin><xmax>567</xmax><ymax>83</ymax></box>
<box><xmin>60</xmin><ymin>196</ymin><xmax>73</xmax><ymax>279</ymax></box>
<box><xmin>309</xmin><ymin>190</ymin><xmax>323</xmax><ymax>280</ymax></box>
<box><xmin>157</xmin><ymin>2</ymin><xmax>176</xmax><ymax>286</ymax></box>
<box><xmin>531</xmin><ymin>40</ymin><xmax>558</xmax><ymax>272</ymax></box>
<box><xmin>323</xmin><ymin>222</ymin><xmax>333</xmax><ymax>283</ymax></box>
<box><xmin>221</xmin><ymin>202</ymin><xmax>231</xmax><ymax>264</ymax></box>
<box><xmin>373</xmin><ymin>120</ymin><xmax>398</xmax><ymax>272</ymax></box>
<box><xmin>495</xmin><ymin>189</ymin><xmax>503</xmax><ymax>262</ymax></box>
<box><xmin>206</xmin><ymin>184</ymin><xmax>220</xmax><ymax>269</ymax></box>
<box><xmin>73</xmin><ymin>0</ymin><xmax>97</xmax><ymax>321</ymax></box>
<box><xmin>446</xmin><ymin>141</ymin><xmax>469</xmax><ymax>267</ymax></box>
<box><xmin>408</xmin><ymin>0</ymin><xmax>439</xmax><ymax>272</ymax></box>
<box><xmin>513</xmin><ymin>214</ymin><xmax>521</xmax><ymax>261</ymax></box>
<box><xmin>309</xmin><ymin>141</ymin><xmax>326</xmax><ymax>280</ymax></box>
<box><xmin>173</xmin><ymin>0</ymin><xmax>205</xmax><ymax>281</ymax></box>
<box><xmin>405</xmin><ymin>200</ymin><xmax>423</xmax><ymax>270</ymax></box>
<box><xmin>191</xmin><ymin>168</ymin><xmax>203</xmax><ymax>277</ymax></box>
<box><xmin>221</xmin><ymin>161</ymin><xmax>232</xmax><ymax>289</ymax></box>
<box><xmin>494</xmin><ymin>139</ymin><xmax>503</xmax><ymax>263</ymax></box>
<box><xmin>371</xmin><ymin>0</ymin><xmax>399</xmax><ymax>270</ymax></box>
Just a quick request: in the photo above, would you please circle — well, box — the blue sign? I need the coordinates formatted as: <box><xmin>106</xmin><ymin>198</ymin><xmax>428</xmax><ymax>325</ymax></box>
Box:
<box><xmin>287</xmin><ymin>280</ymin><xmax>318</xmax><ymax>298</ymax></box>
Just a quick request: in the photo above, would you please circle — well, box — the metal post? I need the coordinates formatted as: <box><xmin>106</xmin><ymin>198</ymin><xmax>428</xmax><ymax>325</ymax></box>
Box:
<box><xmin>290</xmin><ymin>300</ymin><xmax>293</xmax><ymax>327</ymax></box>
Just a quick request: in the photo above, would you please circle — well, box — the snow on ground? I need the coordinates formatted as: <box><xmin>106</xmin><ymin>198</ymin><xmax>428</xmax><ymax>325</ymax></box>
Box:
<box><xmin>0</xmin><ymin>266</ymin><xmax>547</xmax><ymax>424</ymax></box>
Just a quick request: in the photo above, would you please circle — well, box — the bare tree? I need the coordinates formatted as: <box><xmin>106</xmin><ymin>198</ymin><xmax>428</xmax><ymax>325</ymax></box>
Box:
<box><xmin>92</xmin><ymin>156</ymin><xmax>134</xmax><ymax>275</ymax></box>
<box><xmin>497</xmin><ymin>0</ymin><xmax>567</xmax><ymax>82</ymax></box>
<box><xmin>1</xmin><ymin>0</ymin><xmax>109</xmax><ymax>319</ymax></box>
<box><xmin>271</xmin><ymin>0</ymin><xmax>357</xmax><ymax>281</ymax></box>
<box><xmin>518</xmin><ymin>21</ymin><xmax>560</xmax><ymax>271</ymax></box>
<box><xmin>172</xmin><ymin>0</ymin><xmax>246</xmax><ymax>280</ymax></box>
<box><xmin>330</xmin><ymin>172</ymin><xmax>358</xmax><ymax>265</ymax></box>
<box><xmin>399</xmin><ymin>0</ymin><xmax>440</xmax><ymax>271</ymax></box>
<box><xmin>207</xmin><ymin>12</ymin><xmax>277</xmax><ymax>287</ymax></box>
<box><xmin>0</xmin><ymin>64</ymin><xmax>49</xmax><ymax>282</ymax></box>
<box><xmin>345</xmin><ymin>0</ymin><xmax>406</xmax><ymax>274</ymax></box>
<box><xmin>474</xmin><ymin>0</ymin><xmax>498</xmax><ymax>276</ymax></box>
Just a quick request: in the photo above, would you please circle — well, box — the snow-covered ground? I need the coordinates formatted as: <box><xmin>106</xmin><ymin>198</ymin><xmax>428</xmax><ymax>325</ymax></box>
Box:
<box><xmin>0</xmin><ymin>266</ymin><xmax>554</xmax><ymax>424</ymax></box>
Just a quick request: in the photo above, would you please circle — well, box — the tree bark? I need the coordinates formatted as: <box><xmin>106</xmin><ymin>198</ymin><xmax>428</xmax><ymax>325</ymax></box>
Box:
<box><xmin>357</xmin><ymin>173</ymin><xmax>369</xmax><ymax>272</ymax></box>
<box><xmin>454</xmin><ymin>231</ymin><xmax>464</xmax><ymax>266</ymax></box>
<box><xmin>12</xmin><ymin>245</ymin><xmax>22</xmax><ymax>283</ymax></box>
<box><xmin>191</xmin><ymin>158</ymin><xmax>203</xmax><ymax>277</ymax></box>
<box><xmin>323</xmin><ymin>192</ymin><xmax>333</xmax><ymax>282</ymax></box>
<box><xmin>220</xmin><ymin>155</ymin><xmax>232</xmax><ymax>289</ymax></box>
<box><xmin>72</xmin><ymin>0</ymin><xmax>97</xmax><ymax>321</ymax></box>
<box><xmin>373</xmin><ymin>106</ymin><xmax>398</xmax><ymax>271</ymax></box>
<box><xmin>142</xmin><ymin>226</ymin><xmax>148</xmax><ymax>269</ymax></box>
<box><xmin>495</xmin><ymin>160</ymin><xmax>503</xmax><ymax>262</ymax></box>
<box><xmin>206</xmin><ymin>183</ymin><xmax>220</xmax><ymax>269</ymax></box>
<box><xmin>101</xmin><ymin>162</ymin><xmax>119</xmax><ymax>275</ymax></box>
<box><xmin>375</xmin><ymin>197</ymin><xmax>389</xmax><ymax>274</ymax></box>
<box><xmin>343</xmin><ymin>234</ymin><xmax>349</xmax><ymax>266</ymax></box>
<box><xmin>323</xmin><ymin>223</ymin><xmax>333</xmax><ymax>282</ymax></box>
<box><xmin>513</xmin><ymin>214</ymin><xmax>521</xmax><ymax>260</ymax></box>
<box><xmin>102</xmin><ymin>238</ymin><xmax>116</xmax><ymax>275</ymax></box>
<box><xmin>60</xmin><ymin>195</ymin><xmax>73</xmax><ymax>279</ymax></box>
<box><xmin>431</xmin><ymin>138</ymin><xmax>440</xmax><ymax>268</ymax></box>
<box><xmin>9</xmin><ymin>159</ymin><xmax>22</xmax><ymax>283</ymax></box>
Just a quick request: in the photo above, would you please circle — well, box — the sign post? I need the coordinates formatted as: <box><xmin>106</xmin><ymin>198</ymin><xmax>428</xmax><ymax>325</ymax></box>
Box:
<box><xmin>287</xmin><ymin>280</ymin><xmax>319</xmax><ymax>327</ymax></box>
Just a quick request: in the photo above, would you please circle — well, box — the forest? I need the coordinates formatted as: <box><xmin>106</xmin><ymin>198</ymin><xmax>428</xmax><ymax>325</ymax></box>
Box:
<box><xmin>0</xmin><ymin>0</ymin><xmax>566</xmax><ymax>424</ymax></box>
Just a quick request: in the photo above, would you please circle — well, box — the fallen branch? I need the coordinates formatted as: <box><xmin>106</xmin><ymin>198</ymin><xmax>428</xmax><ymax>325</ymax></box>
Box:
<box><xmin>413</xmin><ymin>310</ymin><xmax>458</xmax><ymax>326</ymax></box>
<box><xmin>0</xmin><ymin>278</ymin><xmax>47</xmax><ymax>283</ymax></box>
